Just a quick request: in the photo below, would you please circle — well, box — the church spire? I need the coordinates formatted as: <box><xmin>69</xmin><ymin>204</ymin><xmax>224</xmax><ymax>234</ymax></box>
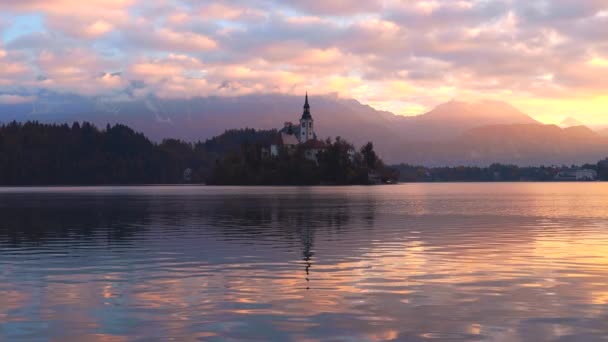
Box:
<box><xmin>299</xmin><ymin>92</ymin><xmax>314</xmax><ymax>142</ymax></box>
<box><xmin>301</xmin><ymin>92</ymin><xmax>312</xmax><ymax>120</ymax></box>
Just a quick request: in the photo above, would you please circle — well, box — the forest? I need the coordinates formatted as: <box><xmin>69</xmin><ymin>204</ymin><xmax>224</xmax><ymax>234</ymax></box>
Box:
<box><xmin>0</xmin><ymin>121</ymin><xmax>273</xmax><ymax>185</ymax></box>
<box><xmin>0</xmin><ymin>121</ymin><xmax>394</xmax><ymax>185</ymax></box>
<box><xmin>208</xmin><ymin>138</ymin><xmax>397</xmax><ymax>185</ymax></box>
<box><xmin>2</xmin><ymin>121</ymin><xmax>607</xmax><ymax>185</ymax></box>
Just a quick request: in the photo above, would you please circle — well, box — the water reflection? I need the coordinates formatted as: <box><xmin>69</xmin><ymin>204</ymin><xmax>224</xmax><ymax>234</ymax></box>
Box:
<box><xmin>0</xmin><ymin>184</ymin><xmax>608</xmax><ymax>340</ymax></box>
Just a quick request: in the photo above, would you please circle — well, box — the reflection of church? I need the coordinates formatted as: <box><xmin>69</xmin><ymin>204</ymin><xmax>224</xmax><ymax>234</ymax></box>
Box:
<box><xmin>300</xmin><ymin>224</ymin><xmax>315</xmax><ymax>290</ymax></box>
<box><xmin>269</xmin><ymin>94</ymin><xmax>327</xmax><ymax>162</ymax></box>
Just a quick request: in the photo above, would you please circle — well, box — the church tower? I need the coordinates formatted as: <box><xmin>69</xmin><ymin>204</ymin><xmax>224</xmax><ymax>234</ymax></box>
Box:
<box><xmin>299</xmin><ymin>93</ymin><xmax>314</xmax><ymax>142</ymax></box>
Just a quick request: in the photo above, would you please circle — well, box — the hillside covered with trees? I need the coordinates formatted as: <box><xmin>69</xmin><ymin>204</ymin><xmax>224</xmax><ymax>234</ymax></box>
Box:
<box><xmin>208</xmin><ymin>138</ymin><xmax>397</xmax><ymax>185</ymax></box>
<box><xmin>0</xmin><ymin>121</ymin><xmax>206</xmax><ymax>185</ymax></box>
<box><xmin>3</xmin><ymin>121</ymin><xmax>607</xmax><ymax>185</ymax></box>
<box><xmin>0</xmin><ymin>121</ymin><xmax>393</xmax><ymax>185</ymax></box>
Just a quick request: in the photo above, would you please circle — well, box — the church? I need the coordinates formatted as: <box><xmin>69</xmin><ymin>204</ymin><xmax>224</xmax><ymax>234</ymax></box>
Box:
<box><xmin>269</xmin><ymin>93</ymin><xmax>327</xmax><ymax>162</ymax></box>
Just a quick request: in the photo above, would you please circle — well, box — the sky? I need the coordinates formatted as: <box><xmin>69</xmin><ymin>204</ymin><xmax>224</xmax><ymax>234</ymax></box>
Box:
<box><xmin>0</xmin><ymin>0</ymin><xmax>607</xmax><ymax>124</ymax></box>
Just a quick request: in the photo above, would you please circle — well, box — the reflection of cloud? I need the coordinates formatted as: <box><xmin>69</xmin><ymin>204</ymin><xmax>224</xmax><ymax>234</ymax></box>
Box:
<box><xmin>2</xmin><ymin>185</ymin><xmax>608</xmax><ymax>340</ymax></box>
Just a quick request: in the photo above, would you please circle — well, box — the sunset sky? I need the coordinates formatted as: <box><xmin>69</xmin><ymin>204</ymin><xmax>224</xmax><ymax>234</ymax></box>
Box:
<box><xmin>1</xmin><ymin>0</ymin><xmax>607</xmax><ymax>124</ymax></box>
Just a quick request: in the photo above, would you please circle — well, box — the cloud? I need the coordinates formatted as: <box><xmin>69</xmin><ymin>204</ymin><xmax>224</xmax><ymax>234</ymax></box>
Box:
<box><xmin>124</xmin><ymin>25</ymin><xmax>218</xmax><ymax>52</ymax></box>
<box><xmin>0</xmin><ymin>0</ymin><xmax>608</xmax><ymax>122</ymax></box>
<box><xmin>21</xmin><ymin>48</ymin><xmax>127</xmax><ymax>95</ymax></box>
<box><xmin>48</xmin><ymin>18</ymin><xmax>114</xmax><ymax>38</ymax></box>
<box><xmin>282</xmin><ymin>0</ymin><xmax>383</xmax><ymax>15</ymax></box>
<box><xmin>0</xmin><ymin>45</ymin><xmax>33</xmax><ymax>85</ymax></box>
<box><xmin>0</xmin><ymin>62</ymin><xmax>28</xmax><ymax>77</ymax></box>
<box><xmin>0</xmin><ymin>94</ymin><xmax>36</xmax><ymax>104</ymax></box>
<box><xmin>198</xmin><ymin>3</ymin><xmax>266</xmax><ymax>22</ymax></box>
<box><xmin>0</xmin><ymin>0</ymin><xmax>135</xmax><ymax>16</ymax></box>
<box><xmin>0</xmin><ymin>0</ymin><xmax>131</xmax><ymax>42</ymax></box>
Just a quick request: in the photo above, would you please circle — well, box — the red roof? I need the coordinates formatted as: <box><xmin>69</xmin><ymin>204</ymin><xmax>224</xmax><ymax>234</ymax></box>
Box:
<box><xmin>280</xmin><ymin>133</ymin><xmax>300</xmax><ymax>146</ymax></box>
<box><xmin>301</xmin><ymin>139</ymin><xmax>327</xmax><ymax>149</ymax></box>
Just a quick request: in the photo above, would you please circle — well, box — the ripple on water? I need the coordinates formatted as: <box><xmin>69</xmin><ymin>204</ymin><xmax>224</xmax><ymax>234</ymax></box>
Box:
<box><xmin>1</xmin><ymin>183</ymin><xmax>608</xmax><ymax>340</ymax></box>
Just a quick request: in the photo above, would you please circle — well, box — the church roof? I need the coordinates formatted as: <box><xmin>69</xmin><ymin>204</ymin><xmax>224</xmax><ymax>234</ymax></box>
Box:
<box><xmin>301</xmin><ymin>139</ymin><xmax>327</xmax><ymax>149</ymax></box>
<box><xmin>280</xmin><ymin>132</ymin><xmax>300</xmax><ymax>146</ymax></box>
<box><xmin>301</xmin><ymin>92</ymin><xmax>312</xmax><ymax>120</ymax></box>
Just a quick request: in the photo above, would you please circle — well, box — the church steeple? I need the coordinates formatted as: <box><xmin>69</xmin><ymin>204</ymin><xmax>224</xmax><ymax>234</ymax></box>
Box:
<box><xmin>299</xmin><ymin>92</ymin><xmax>314</xmax><ymax>142</ymax></box>
<box><xmin>301</xmin><ymin>92</ymin><xmax>312</xmax><ymax>120</ymax></box>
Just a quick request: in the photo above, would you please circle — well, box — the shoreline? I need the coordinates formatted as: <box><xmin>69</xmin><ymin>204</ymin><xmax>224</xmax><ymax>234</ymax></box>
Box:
<box><xmin>0</xmin><ymin>180</ymin><xmax>602</xmax><ymax>188</ymax></box>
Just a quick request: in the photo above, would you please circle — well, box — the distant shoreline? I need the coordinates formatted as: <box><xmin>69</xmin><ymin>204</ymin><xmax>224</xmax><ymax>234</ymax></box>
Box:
<box><xmin>0</xmin><ymin>180</ymin><xmax>602</xmax><ymax>189</ymax></box>
<box><xmin>1</xmin><ymin>122</ymin><xmax>606</xmax><ymax>185</ymax></box>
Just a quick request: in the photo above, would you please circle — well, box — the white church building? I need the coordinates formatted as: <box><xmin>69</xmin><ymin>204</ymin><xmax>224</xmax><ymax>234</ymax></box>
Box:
<box><xmin>269</xmin><ymin>93</ymin><xmax>327</xmax><ymax>161</ymax></box>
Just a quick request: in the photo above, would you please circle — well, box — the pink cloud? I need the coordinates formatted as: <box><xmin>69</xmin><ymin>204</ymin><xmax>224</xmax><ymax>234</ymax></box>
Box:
<box><xmin>0</xmin><ymin>0</ymin><xmax>607</xmax><ymax>120</ymax></box>
<box><xmin>23</xmin><ymin>48</ymin><xmax>126</xmax><ymax>95</ymax></box>
<box><xmin>1</xmin><ymin>0</ymin><xmax>132</xmax><ymax>40</ymax></box>
<box><xmin>0</xmin><ymin>62</ymin><xmax>28</xmax><ymax>77</ymax></box>
<box><xmin>285</xmin><ymin>0</ymin><xmax>383</xmax><ymax>15</ymax></box>
<box><xmin>198</xmin><ymin>3</ymin><xmax>266</xmax><ymax>22</ymax></box>
<box><xmin>124</xmin><ymin>25</ymin><xmax>218</xmax><ymax>52</ymax></box>
<box><xmin>49</xmin><ymin>18</ymin><xmax>114</xmax><ymax>38</ymax></box>
<box><xmin>0</xmin><ymin>0</ymin><xmax>135</xmax><ymax>15</ymax></box>
<box><xmin>0</xmin><ymin>94</ymin><xmax>35</xmax><ymax>104</ymax></box>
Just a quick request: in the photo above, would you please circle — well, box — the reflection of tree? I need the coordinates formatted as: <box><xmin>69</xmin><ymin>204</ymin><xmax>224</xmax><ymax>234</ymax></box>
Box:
<box><xmin>198</xmin><ymin>192</ymin><xmax>378</xmax><ymax>290</ymax></box>
<box><xmin>0</xmin><ymin>190</ymin><xmax>378</xmax><ymax>259</ymax></box>
<box><xmin>205</xmin><ymin>193</ymin><xmax>360</xmax><ymax>237</ymax></box>
<box><xmin>0</xmin><ymin>194</ymin><xmax>153</xmax><ymax>247</ymax></box>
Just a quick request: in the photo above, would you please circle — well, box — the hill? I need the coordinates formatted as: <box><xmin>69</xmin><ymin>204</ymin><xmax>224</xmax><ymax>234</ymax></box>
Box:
<box><xmin>560</xmin><ymin>117</ymin><xmax>585</xmax><ymax>128</ymax></box>
<box><xmin>596</xmin><ymin>127</ymin><xmax>608</xmax><ymax>137</ymax></box>
<box><xmin>0</xmin><ymin>93</ymin><xmax>540</xmax><ymax>161</ymax></box>
<box><xmin>389</xmin><ymin>124</ymin><xmax>608</xmax><ymax>166</ymax></box>
<box><xmin>401</xmin><ymin>100</ymin><xmax>539</xmax><ymax>141</ymax></box>
<box><xmin>0</xmin><ymin>121</ymin><xmax>391</xmax><ymax>185</ymax></box>
<box><xmin>3</xmin><ymin>92</ymin><xmax>608</xmax><ymax>165</ymax></box>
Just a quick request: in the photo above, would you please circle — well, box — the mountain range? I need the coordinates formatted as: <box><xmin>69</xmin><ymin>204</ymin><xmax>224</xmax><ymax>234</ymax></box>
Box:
<box><xmin>559</xmin><ymin>117</ymin><xmax>585</xmax><ymax>128</ymax></box>
<box><xmin>1</xmin><ymin>92</ymin><xmax>607</xmax><ymax>166</ymax></box>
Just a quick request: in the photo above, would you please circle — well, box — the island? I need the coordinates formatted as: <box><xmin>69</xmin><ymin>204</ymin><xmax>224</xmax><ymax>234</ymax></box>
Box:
<box><xmin>0</xmin><ymin>94</ymin><xmax>397</xmax><ymax>186</ymax></box>
<box><xmin>2</xmin><ymin>94</ymin><xmax>607</xmax><ymax>185</ymax></box>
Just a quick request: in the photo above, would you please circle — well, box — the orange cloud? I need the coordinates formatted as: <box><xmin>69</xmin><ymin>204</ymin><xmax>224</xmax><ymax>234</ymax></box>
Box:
<box><xmin>157</xmin><ymin>28</ymin><xmax>218</xmax><ymax>51</ymax></box>
<box><xmin>130</xmin><ymin>63</ymin><xmax>184</xmax><ymax>79</ymax></box>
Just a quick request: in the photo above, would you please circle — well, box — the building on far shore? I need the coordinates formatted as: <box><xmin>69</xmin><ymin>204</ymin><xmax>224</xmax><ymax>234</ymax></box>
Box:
<box><xmin>554</xmin><ymin>168</ymin><xmax>597</xmax><ymax>181</ymax></box>
<box><xmin>270</xmin><ymin>93</ymin><xmax>327</xmax><ymax>163</ymax></box>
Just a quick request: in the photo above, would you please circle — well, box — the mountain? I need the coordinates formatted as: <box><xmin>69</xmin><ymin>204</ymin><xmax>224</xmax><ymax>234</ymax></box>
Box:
<box><xmin>0</xmin><ymin>92</ymin><xmax>537</xmax><ymax>143</ymax></box>
<box><xmin>401</xmin><ymin>100</ymin><xmax>539</xmax><ymax>141</ymax></box>
<box><xmin>388</xmin><ymin>124</ymin><xmax>608</xmax><ymax>166</ymax></box>
<box><xmin>3</xmin><ymin>92</ymin><xmax>605</xmax><ymax>165</ymax></box>
<box><xmin>0</xmin><ymin>93</ymin><xmax>400</xmax><ymax>147</ymax></box>
<box><xmin>560</xmin><ymin>117</ymin><xmax>585</xmax><ymax>128</ymax></box>
<box><xmin>596</xmin><ymin>127</ymin><xmax>608</xmax><ymax>137</ymax></box>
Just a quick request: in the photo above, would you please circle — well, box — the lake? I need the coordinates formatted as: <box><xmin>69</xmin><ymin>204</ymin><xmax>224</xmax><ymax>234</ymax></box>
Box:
<box><xmin>1</xmin><ymin>184</ymin><xmax>608</xmax><ymax>341</ymax></box>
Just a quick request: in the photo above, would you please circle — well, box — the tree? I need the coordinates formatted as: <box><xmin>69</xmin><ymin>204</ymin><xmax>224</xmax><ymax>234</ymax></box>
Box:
<box><xmin>360</xmin><ymin>142</ymin><xmax>379</xmax><ymax>170</ymax></box>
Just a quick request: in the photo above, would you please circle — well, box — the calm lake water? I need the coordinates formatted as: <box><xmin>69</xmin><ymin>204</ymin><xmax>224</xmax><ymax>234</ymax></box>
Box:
<box><xmin>1</xmin><ymin>184</ymin><xmax>608</xmax><ymax>341</ymax></box>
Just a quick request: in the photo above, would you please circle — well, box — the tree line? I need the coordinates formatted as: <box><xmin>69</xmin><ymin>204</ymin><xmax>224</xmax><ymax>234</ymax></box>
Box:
<box><xmin>10</xmin><ymin>120</ymin><xmax>603</xmax><ymax>185</ymax></box>
<box><xmin>0</xmin><ymin>121</ymin><xmax>395</xmax><ymax>185</ymax></box>
<box><xmin>208</xmin><ymin>137</ymin><xmax>397</xmax><ymax>185</ymax></box>
<box><xmin>392</xmin><ymin>162</ymin><xmax>608</xmax><ymax>182</ymax></box>
<box><xmin>0</xmin><ymin>121</ymin><xmax>272</xmax><ymax>185</ymax></box>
